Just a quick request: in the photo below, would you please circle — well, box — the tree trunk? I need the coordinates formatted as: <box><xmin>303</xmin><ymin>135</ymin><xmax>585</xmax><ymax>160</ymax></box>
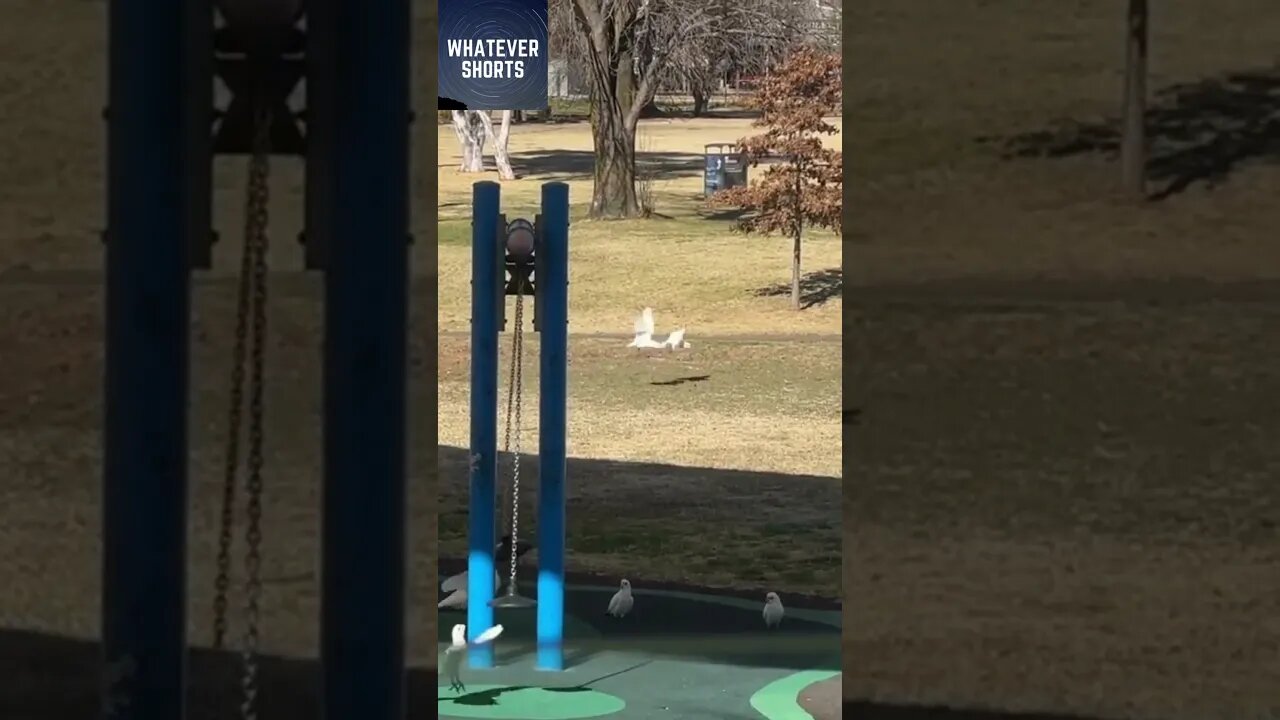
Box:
<box><xmin>1120</xmin><ymin>0</ymin><xmax>1148</xmax><ymax>198</ymax></box>
<box><xmin>791</xmin><ymin>227</ymin><xmax>802</xmax><ymax>311</ymax></box>
<box><xmin>585</xmin><ymin>49</ymin><xmax>642</xmax><ymax>218</ymax></box>
<box><xmin>581</xmin><ymin>29</ymin><xmax>640</xmax><ymax>215</ymax></box>
<box><xmin>478</xmin><ymin>110</ymin><xmax>516</xmax><ymax>180</ymax></box>
<box><xmin>589</xmin><ymin>103</ymin><xmax>640</xmax><ymax>217</ymax></box>
<box><xmin>692</xmin><ymin>87</ymin><xmax>709</xmax><ymax>117</ymax></box>
<box><xmin>791</xmin><ymin>163</ymin><xmax>803</xmax><ymax>310</ymax></box>
<box><xmin>452</xmin><ymin>110</ymin><xmax>486</xmax><ymax>172</ymax></box>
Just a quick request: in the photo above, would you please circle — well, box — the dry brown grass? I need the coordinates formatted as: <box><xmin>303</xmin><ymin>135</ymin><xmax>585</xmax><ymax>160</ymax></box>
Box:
<box><xmin>438</xmin><ymin>335</ymin><xmax>841</xmax><ymax>477</ymax></box>
<box><xmin>848</xmin><ymin>2</ymin><xmax>1280</xmax><ymax>718</ymax></box>
<box><xmin>434</xmin><ymin>115</ymin><xmax>842</xmax><ymax>600</ymax></box>
<box><xmin>849</xmin><ymin>0</ymin><xmax>1280</xmax><ymax>286</ymax></box>
<box><xmin>436</xmin><ymin>118</ymin><xmax>844</xmax><ymax>335</ymax></box>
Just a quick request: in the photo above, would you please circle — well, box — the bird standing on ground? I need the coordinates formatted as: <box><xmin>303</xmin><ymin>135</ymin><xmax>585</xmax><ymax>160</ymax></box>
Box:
<box><xmin>763</xmin><ymin>592</ymin><xmax>785</xmax><ymax>629</ymax></box>
<box><xmin>438</xmin><ymin>535</ymin><xmax>534</xmax><ymax>610</ymax></box>
<box><xmin>628</xmin><ymin>307</ymin><xmax>691</xmax><ymax>350</ymax></box>
<box><xmin>606</xmin><ymin>578</ymin><xmax>634</xmax><ymax>618</ymax></box>
<box><xmin>442</xmin><ymin>623</ymin><xmax>504</xmax><ymax>693</ymax></box>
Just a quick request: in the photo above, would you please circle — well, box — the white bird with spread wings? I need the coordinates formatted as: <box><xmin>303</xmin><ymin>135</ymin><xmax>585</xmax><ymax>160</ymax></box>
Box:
<box><xmin>628</xmin><ymin>307</ymin><xmax>691</xmax><ymax>350</ymax></box>
<box><xmin>442</xmin><ymin>623</ymin><xmax>504</xmax><ymax>693</ymax></box>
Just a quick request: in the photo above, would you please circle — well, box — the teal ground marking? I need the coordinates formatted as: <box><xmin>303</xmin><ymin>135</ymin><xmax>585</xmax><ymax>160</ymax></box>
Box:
<box><xmin>749</xmin><ymin>670</ymin><xmax>839</xmax><ymax>720</ymax></box>
<box><xmin>438</xmin><ymin>685</ymin><xmax>626</xmax><ymax>719</ymax></box>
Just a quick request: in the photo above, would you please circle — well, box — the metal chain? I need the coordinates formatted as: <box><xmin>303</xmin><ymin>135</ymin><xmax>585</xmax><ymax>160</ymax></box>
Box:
<box><xmin>501</xmin><ymin>277</ymin><xmax>527</xmax><ymax>588</ymax></box>
<box><xmin>212</xmin><ymin>169</ymin><xmax>257</xmax><ymax>649</ymax></box>
<box><xmin>239</xmin><ymin>104</ymin><xmax>272</xmax><ymax>720</ymax></box>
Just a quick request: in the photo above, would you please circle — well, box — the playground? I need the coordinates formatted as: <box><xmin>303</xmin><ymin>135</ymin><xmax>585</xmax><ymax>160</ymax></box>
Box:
<box><xmin>432</xmin><ymin>115</ymin><xmax>842</xmax><ymax>715</ymax></box>
<box><xmin>435</xmin><ymin>567</ymin><xmax>840</xmax><ymax>720</ymax></box>
<box><xmin>848</xmin><ymin>2</ymin><xmax>1280</xmax><ymax>720</ymax></box>
<box><xmin>0</xmin><ymin>4</ymin><xmax>842</xmax><ymax>719</ymax></box>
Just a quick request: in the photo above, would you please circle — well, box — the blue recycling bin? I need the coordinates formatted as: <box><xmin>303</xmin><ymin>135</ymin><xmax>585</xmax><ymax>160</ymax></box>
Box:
<box><xmin>704</xmin><ymin>143</ymin><xmax>748</xmax><ymax>197</ymax></box>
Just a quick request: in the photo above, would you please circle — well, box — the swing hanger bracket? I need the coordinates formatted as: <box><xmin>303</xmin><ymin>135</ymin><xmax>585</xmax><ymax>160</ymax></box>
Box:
<box><xmin>212</xmin><ymin>0</ymin><xmax>308</xmax><ymax>157</ymax></box>
<box><xmin>499</xmin><ymin>216</ymin><xmax>545</xmax><ymax>332</ymax></box>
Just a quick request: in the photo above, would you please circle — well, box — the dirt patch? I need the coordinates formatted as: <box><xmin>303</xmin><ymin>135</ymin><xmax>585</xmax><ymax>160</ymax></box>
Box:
<box><xmin>798</xmin><ymin>675</ymin><xmax>843</xmax><ymax>720</ymax></box>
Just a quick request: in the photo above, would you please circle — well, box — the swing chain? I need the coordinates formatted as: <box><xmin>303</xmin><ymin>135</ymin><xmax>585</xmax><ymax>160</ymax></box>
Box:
<box><xmin>239</xmin><ymin>103</ymin><xmax>272</xmax><ymax>720</ymax></box>
<box><xmin>210</xmin><ymin>101</ymin><xmax>272</xmax><ymax>719</ymax></box>
<box><xmin>501</xmin><ymin>278</ymin><xmax>527</xmax><ymax>588</ymax></box>
<box><xmin>212</xmin><ymin>170</ymin><xmax>256</xmax><ymax>651</ymax></box>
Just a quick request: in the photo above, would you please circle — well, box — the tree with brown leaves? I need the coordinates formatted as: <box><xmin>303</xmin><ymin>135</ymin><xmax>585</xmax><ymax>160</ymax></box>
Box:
<box><xmin>711</xmin><ymin>47</ymin><xmax>842</xmax><ymax>310</ymax></box>
<box><xmin>552</xmin><ymin>0</ymin><xmax>822</xmax><ymax>218</ymax></box>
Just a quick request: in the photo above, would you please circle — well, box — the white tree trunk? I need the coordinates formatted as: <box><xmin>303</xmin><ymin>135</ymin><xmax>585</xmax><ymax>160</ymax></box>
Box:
<box><xmin>477</xmin><ymin>110</ymin><xmax>516</xmax><ymax>180</ymax></box>
<box><xmin>452</xmin><ymin>110</ymin><xmax>486</xmax><ymax>172</ymax></box>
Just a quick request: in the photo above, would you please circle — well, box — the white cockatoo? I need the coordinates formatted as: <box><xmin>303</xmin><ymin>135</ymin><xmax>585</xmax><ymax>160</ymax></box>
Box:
<box><xmin>606</xmin><ymin>578</ymin><xmax>634</xmax><ymax>618</ymax></box>
<box><xmin>442</xmin><ymin>623</ymin><xmax>504</xmax><ymax>693</ymax></box>
<box><xmin>663</xmin><ymin>327</ymin><xmax>690</xmax><ymax>349</ymax></box>
<box><xmin>628</xmin><ymin>307</ymin><xmax>690</xmax><ymax>350</ymax></box>
<box><xmin>438</xmin><ymin>536</ymin><xmax>533</xmax><ymax>610</ymax></box>
<box><xmin>763</xmin><ymin>592</ymin><xmax>785</xmax><ymax>629</ymax></box>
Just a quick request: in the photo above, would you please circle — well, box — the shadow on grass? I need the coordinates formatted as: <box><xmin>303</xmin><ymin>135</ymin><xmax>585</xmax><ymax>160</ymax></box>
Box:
<box><xmin>0</xmin><ymin>628</ymin><xmax>439</xmax><ymax>719</ymax></box>
<box><xmin>988</xmin><ymin>66</ymin><xmax>1280</xmax><ymax>200</ymax></box>
<box><xmin>437</xmin><ymin>446</ymin><xmax>841</xmax><ymax>669</ymax></box>
<box><xmin>513</xmin><ymin>149</ymin><xmax>704</xmax><ymax>183</ymax></box>
<box><xmin>700</xmin><ymin>205</ymin><xmax>751</xmax><ymax>223</ymax></box>
<box><xmin>844</xmin><ymin>701</ymin><xmax>1115</xmax><ymax>720</ymax></box>
<box><xmin>752</xmin><ymin>267</ymin><xmax>843</xmax><ymax>309</ymax></box>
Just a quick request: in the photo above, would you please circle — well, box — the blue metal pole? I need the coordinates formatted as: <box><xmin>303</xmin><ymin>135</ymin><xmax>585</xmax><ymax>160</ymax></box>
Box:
<box><xmin>536</xmin><ymin>182</ymin><xmax>570</xmax><ymax>671</ymax></box>
<box><xmin>320</xmin><ymin>0</ymin><xmax>410</xmax><ymax>716</ymax></box>
<box><xmin>102</xmin><ymin>0</ymin><xmax>191</xmax><ymax>716</ymax></box>
<box><xmin>468</xmin><ymin>181</ymin><xmax>501</xmax><ymax>669</ymax></box>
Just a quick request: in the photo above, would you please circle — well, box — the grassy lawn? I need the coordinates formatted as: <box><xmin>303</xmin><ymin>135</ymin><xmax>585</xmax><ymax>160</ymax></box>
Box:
<box><xmin>436</xmin><ymin>117</ymin><xmax>844</xmax><ymax>334</ymax></box>
<box><xmin>435</xmin><ymin>118</ymin><xmax>843</xmax><ymax>599</ymax></box>
<box><xmin>848</xmin><ymin>2</ymin><xmax>1280</xmax><ymax>718</ymax></box>
<box><xmin>849</xmin><ymin>0</ymin><xmax>1280</xmax><ymax>286</ymax></box>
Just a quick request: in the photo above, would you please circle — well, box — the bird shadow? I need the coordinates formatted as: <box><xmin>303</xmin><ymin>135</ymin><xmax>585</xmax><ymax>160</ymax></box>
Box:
<box><xmin>650</xmin><ymin>374</ymin><xmax>710</xmax><ymax>386</ymax></box>
<box><xmin>985</xmin><ymin>65</ymin><xmax>1280</xmax><ymax>200</ymax></box>
<box><xmin>752</xmin><ymin>268</ymin><xmax>843</xmax><ymax>309</ymax></box>
<box><xmin>441</xmin><ymin>661</ymin><xmax>651</xmax><ymax>704</ymax></box>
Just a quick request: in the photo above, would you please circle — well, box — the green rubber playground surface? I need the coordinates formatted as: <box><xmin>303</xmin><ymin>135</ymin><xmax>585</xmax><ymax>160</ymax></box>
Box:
<box><xmin>436</xmin><ymin>575</ymin><xmax>840</xmax><ymax>720</ymax></box>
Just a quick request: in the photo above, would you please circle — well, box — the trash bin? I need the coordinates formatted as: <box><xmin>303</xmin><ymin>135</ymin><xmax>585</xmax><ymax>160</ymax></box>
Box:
<box><xmin>704</xmin><ymin>143</ymin><xmax>748</xmax><ymax>197</ymax></box>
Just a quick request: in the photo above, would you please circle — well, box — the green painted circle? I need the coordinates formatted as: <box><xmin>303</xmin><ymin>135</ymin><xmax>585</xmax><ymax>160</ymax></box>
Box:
<box><xmin>749</xmin><ymin>670</ymin><xmax>840</xmax><ymax>720</ymax></box>
<box><xmin>438</xmin><ymin>685</ymin><xmax>626</xmax><ymax>719</ymax></box>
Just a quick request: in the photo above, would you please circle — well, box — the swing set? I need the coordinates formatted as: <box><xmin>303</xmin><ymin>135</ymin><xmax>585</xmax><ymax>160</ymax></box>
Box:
<box><xmin>103</xmin><ymin>1</ymin><xmax>410</xmax><ymax>719</ymax></box>
<box><xmin>466</xmin><ymin>181</ymin><xmax>570</xmax><ymax>672</ymax></box>
<box><xmin>103</xmin><ymin>3</ymin><xmax>570</xmax><ymax>717</ymax></box>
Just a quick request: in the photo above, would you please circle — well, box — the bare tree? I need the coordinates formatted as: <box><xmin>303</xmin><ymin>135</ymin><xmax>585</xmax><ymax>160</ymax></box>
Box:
<box><xmin>1120</xmin><ymin>0</ymin><xmax>1148</xmax><ymax>198</ymax></box>
<box><xmin>477</xmin><ymin>110</ymin><xmax>517</xmax><ymax>180</ymax></box>
<box><xmin>450</xmin><ymin>110</ymin><xmax>516</xmax><ymax>180</ymax></box>
<box><xmin>551</xmin><ymin>0</ymin><xmax>817</xmax><ymax>218</ymax></box>
<box><xmin>451</xmin><ymin>110</ymin><xmax>486</xmax><ymax>172</ymax></box>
